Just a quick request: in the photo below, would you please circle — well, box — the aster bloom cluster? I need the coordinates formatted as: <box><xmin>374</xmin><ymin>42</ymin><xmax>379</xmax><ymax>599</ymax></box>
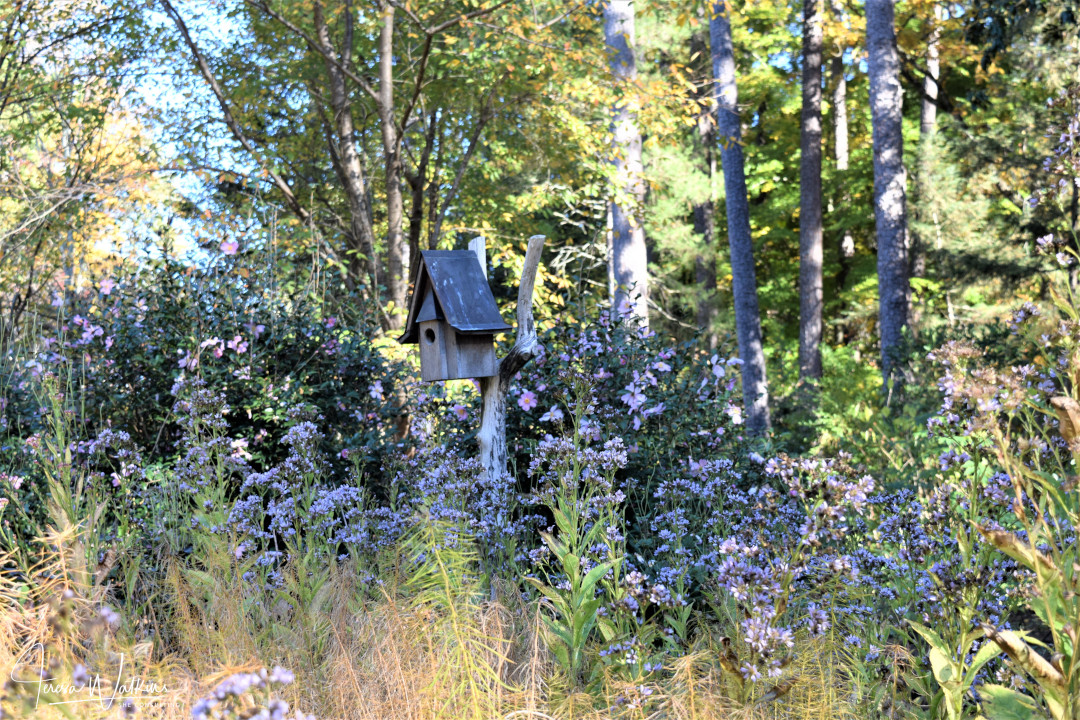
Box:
<box><xmin>389</xmin><ymin>444</ymin><xmax>524</xmax><ymax>570</ymax></box>
<box><xmin>191</xmin><ymin>666</ymin><xmax>313</xmax><ymax>720</ymax></box>
<box><xmin>1028</xmin><ymin>86</ymin><xmax>1080</xmax><ymax>218</ymax></box>
<box><xmin>762</xmin><ymin>453</ymin><xmax>873</xmax><ymax>547</ymax></box>
<box><xmin>505</xmin><ymin>310</ymin><xmax>748</xmax><ymax>487</ymax></box>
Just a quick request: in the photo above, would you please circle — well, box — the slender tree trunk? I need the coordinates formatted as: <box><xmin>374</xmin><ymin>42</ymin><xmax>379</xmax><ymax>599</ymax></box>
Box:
<box><xmin>831</xmin><ymin>53</ymin><xmax>855</xmax><ymax>292</ymax></box>
<box><xmin>404</xmin><ymin>113</ymin><xmax>437</xmax><ymax>285</ymax></box>
<box><xmin>798</xmin><ymin>0</ymin><xmax>824</xmax><ymax>382</ymax></box>
<box><xmin>379</xmin><ymin>1</ymin><xmax>407</xmax><ymax>328</ymax></box>
<box><xmin>313</xmin><ymin>1</ymin><xmax>379</xmax><ymax>298</ymax></box>
<box><xmin>912</xmin><ymin>5</ymin><xmax>939</xmax><ymax>280</ymax></box>
<box><xmin>867</xmin><ymin>0</ymin><xmax>910</xmax><ymax>384</ymax></box>
<box><xmin>709</xmin><ymin>0</ymin><xmax>771</xmax><ymax>434</ymax></box>
<box><xmin>604</xmin><ymin>0</ymin><xmax>649</xmax><ymax>327</ymax></box>
<box><xmin>691</xmin><ymin>31</ymin><xmax>718</xmax><ymax>346</ymax></box>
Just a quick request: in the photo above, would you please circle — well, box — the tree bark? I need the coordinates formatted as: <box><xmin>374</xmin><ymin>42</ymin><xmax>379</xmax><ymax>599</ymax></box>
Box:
<box><xmin>313</xmin><ymin>0</ymin><xmax>379</xmax><ymax>296</ymax></box>
<box><xmin>604</xmin><ymin>0</ymin><xmax>649</xmax><ymax>327</ymax></box>
<box><xmin>691</xmin><ymin>30</ymin><xmax>718</xmax><ymax>347</ymax></box>
<box><xmin>831</xmin><ymin>53</ymin><xmax>855</xmax><ymax>292</ymax></box>
<box><xmin>379</xmin><ymin>1</ymin><xmax>408</xmax><ymax>328</ymax></box>
<box><xmin>798</xmin><ymin>0</ymin><xmax>824</xmax><ymax>382</ymax></box>
<box><xmin>709</xmin><ymin>0</ymin><xmax>771</xmax><ymax>434</ymax></box>
<box><xmin>866</xmin><ymin>0</ymin><xmax>910</xmax><ymax>384</ymax></box>
<box><xmin>912</xmin><ymin>4</ymin><xmax>940</xmax><ymax>280</ymax></box>
<box><xmin>478</xmin><ymin>235</ymin><xmax>546</xmax><ymax>488</ymax></box>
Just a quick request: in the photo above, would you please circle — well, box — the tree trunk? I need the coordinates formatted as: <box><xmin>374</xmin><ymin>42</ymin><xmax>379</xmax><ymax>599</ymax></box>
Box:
<box><xmin>798</xmin><ymin>0</ymin><xmax>824</xmax><ymax>382</ymax></box>
<box><xmin>912</xmin><ymin>5</ymin><xmax>939</xmax><ymax>280</ymax></box>
<box><xmin>604</xmin><ymin>0</ymin><xmax>649</xmax><ymax>327</ymax></box>
<box><xmin>709</xmin><ymin>0</ymin><xmax>771</xmax><ymax>434</ymax></box>
<box><xmin>379</xmin><ymin>2</ymin><xmax>408</xmax><ymax>328</ymax></box>
<box><xmin>866</xmin><ymin>0</ymin><xmax>910</xmax><ymax>385</ymax></box>
<box><xmin>831</xmin><ymin>53</ymin><xmax>855</xmax><ymax>292</ymax></box>
<box><xmin>313</xmin><ymin>1</ymin><xmax>379</xmax><ymax>298</ymax></box>
<box><xmin>478</xmin><ymin>235</ymin><xmax>546</xmax><ymax>488</ymax></box>
<box><xmin>691</xmin><ymin>30</ymin><xmax>718</xmax><ymax>347</ymax></box>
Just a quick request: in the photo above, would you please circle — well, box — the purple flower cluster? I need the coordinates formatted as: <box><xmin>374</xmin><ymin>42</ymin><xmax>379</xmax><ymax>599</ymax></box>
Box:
<box><xmin>191</xmin><ymin>666</ymin><xmax>312</xmax><ymax>720</ymax></box>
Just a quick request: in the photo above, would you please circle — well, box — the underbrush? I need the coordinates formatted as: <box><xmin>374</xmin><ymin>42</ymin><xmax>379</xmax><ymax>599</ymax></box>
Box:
<box><xmin>3</xmin><ymin>257</ymin><xmax>1080</xmax><ymax>719</ymax></box>
<box><xmin>0</xmin><ymin>526</ymin><xmax>864</xmax><ymax>720</ymax></box>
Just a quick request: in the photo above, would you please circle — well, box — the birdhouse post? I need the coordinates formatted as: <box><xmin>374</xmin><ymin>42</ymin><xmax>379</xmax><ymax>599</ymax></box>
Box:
<box><xmin>399</xmin><ymin>235</ymin><xmax>547</xmax><ymax>488</ymax></box>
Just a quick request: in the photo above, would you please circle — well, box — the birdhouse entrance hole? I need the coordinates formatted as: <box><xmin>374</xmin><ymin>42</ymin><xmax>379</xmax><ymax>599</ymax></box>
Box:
<box><xmin>424</xmin><ymin>328</ymin><xmax>436</xmax><ymax>344</ymax></box>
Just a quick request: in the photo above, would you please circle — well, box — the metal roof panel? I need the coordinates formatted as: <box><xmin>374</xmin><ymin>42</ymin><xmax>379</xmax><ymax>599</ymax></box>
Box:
<box><xmin>398</xmin><ymin>251</ymin><xmax>512</xmax><ymax>343</ymax></box>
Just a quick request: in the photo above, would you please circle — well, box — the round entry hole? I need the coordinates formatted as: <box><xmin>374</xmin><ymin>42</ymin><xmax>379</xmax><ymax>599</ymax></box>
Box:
<box><xmin>424</xmin><ymin>328</ymin><xmax>436</xmax><ymax>344</ymax></box>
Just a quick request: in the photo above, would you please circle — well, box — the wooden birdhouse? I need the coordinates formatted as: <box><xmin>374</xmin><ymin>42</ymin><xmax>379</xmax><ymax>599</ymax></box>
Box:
<box><xmin>398</xmin><ymin>249</ymin><xmax>511</xmax><ymax>382</ymax></box>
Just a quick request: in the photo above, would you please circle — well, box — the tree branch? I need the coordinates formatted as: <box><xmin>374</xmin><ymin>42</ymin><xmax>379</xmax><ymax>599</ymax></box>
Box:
<box><xmin>158</xmin><ymin>0</ymin><xmax>309</xmax><ymax>221</ymax></box>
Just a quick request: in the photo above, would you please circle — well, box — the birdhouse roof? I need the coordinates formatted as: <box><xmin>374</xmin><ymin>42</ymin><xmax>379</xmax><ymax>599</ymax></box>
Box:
<box><xmin>398</xmin><ymin>250</ymin><xmax>512</xmax><ymax>343</ymax></box>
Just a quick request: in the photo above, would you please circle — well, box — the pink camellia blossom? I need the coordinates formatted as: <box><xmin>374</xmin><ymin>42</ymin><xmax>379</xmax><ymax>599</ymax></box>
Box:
<box><xmin>178</xmin><ymin>351</ymin><xmax>197</xmax><ymax>369</ymax></box>
<box><xmin>325</xmin><ymin>316</ymin><xmax>338</xmax><ymax>329</ymax></box>
<box><xmin>220</xmin><ymin>239</ymin><xmax>239</xmax><ymax>255</ymax></box>
<box><xmin>244</xmin><ymin>321</ymin><xmax>266</xmax><ymax>338</ymax></box>
<box><xmin>452</xmin><ymin>404</ymin><xmax>468</xmax><ymax>421</ymax></box>
<box><xmin>104</xmin><ymin>336</ymin><xmax>114</xmax><ymax>350</ymax></box>
<box><xmin>518</xmin><ymin>390</ymin><xmax>538</xmax><ymax>411</ymax></box>
<box><xmin>226</xmin><ymin>335</ymin><xmax>248</xmax><ymax>353</ymax></box>
<box><xmin>99</xmin><ymin>278</ymin><xmax>116</xmax><ymax>295</ymax></box>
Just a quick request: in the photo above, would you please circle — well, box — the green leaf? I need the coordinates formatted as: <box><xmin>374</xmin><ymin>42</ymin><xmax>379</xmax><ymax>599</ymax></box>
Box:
<box><xmin>579</xmin><ymin>561</ymin><xmax>614</xmax><ymax>602</ymax></box>
<box><xmin>929</xmin><ymin>647</ymin><xmax>956</xmax><ymax>685</ymax></box>
<box><xmin>908</xmin><ymin>620</ymin><xmax>950</xmax><ymax>658</ymax></box>
<box><xmin>977</xmin><ymin>684</ymin><xmax>1039</xmax><ymax>719</ymax></box>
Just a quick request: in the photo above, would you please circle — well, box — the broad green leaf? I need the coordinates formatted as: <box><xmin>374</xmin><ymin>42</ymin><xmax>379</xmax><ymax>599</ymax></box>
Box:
<box><xmin>977</xmin><ymin>684</ymin><xmax>1039</xmax><ymax>720</ymax></box>
<box><xmin>579</xmin><ymin>561</ymin><xmax>614</xmax><ymax>601</ymax></box>
<box><xmin>929</xmin><ymin>647</ymin><xmax>956</xmax><ymax>685</ymax></box>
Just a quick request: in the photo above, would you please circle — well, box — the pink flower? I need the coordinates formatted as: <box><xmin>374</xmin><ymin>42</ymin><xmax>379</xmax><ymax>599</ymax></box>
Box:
<box><xmin>452</xmin><ymin>404</ymin><xmax>468</xmax><ymax>421</ymax></box>
<box><xmin>178</xmin><ymin>350</ymin><xmax>197</xmax><ymax>369</ymax></box>
<box><xmin>518</xmin><ymin>390</ymin><xmax>538</xmax><ymax>411</ymax></box>
<box><xmin>226</xmin><ymin>336</ymin><xmax>248</xmax><ymax>353</ymax></box>
<box><xmin>99</xmin><ymin>278</ymin><xmax>116</xmax><ymax>295</ymax></box>
<box><xmin>244</xmin><ymin>321</ymin><xmax>266</xmax><ymax>338</ymax></box>
<box><xmin>326</xmin><ymin>316</ymin><xmax>338</xmax><ymax>329</ymax></box>
<box><xmin>104</xmin><ymin>336</ymin><xmax>114</xmax><ymax>350</ymax></box>
<box><xmin>220</xmin><ymin>239</ymin><xmax>239</xmax><ymax>255</ymax></box>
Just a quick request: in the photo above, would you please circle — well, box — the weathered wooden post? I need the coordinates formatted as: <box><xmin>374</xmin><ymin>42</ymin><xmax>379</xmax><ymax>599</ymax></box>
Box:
<box><xmin>399</xmin><ymin>235</ymin><xmax>547</xmax><ymax>487</ymax></box>
<box><xmin>477</xmin><ymin>235</ymin><xmax>546</xmax><ymax>486</ymax></box>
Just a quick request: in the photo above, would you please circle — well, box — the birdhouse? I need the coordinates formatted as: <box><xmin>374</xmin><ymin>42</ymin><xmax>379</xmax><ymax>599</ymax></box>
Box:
<box><xmin>398</xmin><ymin>250</ymin><xmax>512</xmax><ymax>382</ymax></box>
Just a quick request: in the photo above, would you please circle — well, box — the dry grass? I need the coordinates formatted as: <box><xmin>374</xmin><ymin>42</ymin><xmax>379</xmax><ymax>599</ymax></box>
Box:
<box><xmin>0</xmin><ymin>531</ymin><xmax>862</xmax><ymax>720</ymax></box>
